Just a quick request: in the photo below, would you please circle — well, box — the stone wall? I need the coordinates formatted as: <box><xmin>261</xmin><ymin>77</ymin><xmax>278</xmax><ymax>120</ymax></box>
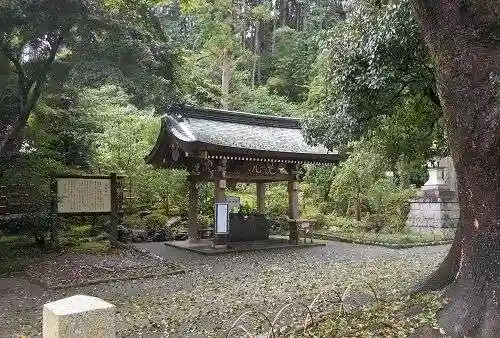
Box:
<box><xmin>407</xmin><ymin>199</ymin><xmax>459</xmax><ymax>235</ymax></box>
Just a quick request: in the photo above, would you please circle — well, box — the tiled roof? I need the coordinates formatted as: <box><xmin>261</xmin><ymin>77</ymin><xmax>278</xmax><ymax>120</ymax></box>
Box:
<box><xmin>184</xmin><ymin>117</ymin><xmax>330</xmax><ymax>155</ymax></box>
<box><xmin>148</xmin><ymin>105</ymin><xmax>339</xmax><ymax>164</ymax></box>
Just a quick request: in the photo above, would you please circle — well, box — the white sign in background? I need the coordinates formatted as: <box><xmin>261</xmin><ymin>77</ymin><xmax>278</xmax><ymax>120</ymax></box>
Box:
<box><xmin>225</xmin><ymin>196</ymin><xmax>240</xmax><ymax>211</ymax></box>
<box><xmin>57</xmin><ymin>178</ymin><xmax>111</xmax><ymax>213</ymax></box>
<box><xmin>215</xmin><ymin>203</ymin><xmax>229</xmax><ymax>234</ymax></box>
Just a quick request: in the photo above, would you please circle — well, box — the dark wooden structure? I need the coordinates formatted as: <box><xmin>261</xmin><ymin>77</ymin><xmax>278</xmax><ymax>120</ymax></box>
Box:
<box><xmin>146</xmin><ymin>105</ymin><xmax>340</xmax><ymax>244</ymax></box>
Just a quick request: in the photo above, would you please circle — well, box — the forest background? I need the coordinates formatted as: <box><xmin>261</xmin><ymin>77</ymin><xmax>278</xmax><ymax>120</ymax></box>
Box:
<box><xmin>0</xmin><ymin>0</ymin><xmax>449</xmax><ymax>243</ymax></box>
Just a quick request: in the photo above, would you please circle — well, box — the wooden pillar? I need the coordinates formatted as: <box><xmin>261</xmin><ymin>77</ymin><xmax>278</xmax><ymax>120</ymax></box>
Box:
<box><xmin>288</xmin><ymin>180</ymin><xmax>299</xmax><ymax>244</ymax></box>
<box><xmin>256</xmin><ymin>182</ymin><xmax>266</xmax><ymax>214</ymax></box>
<box><xmin>214</xmin><ymin>179</ymin><xmax>227</xmax><ymax>245</ymax></box>
<box><xmin>215</xmin><ymin>179</ymin><xmax>226</xmax><ymax>203</ymax></box>
<box><xmin>187</xmin><ymin>178</ymin><xmax>199</xmax><ymax>242</ymax></box>
<box><xmin>109</xmin><ymin>173</ymin><xmax>118</xmax><ymax>247</ymax></box>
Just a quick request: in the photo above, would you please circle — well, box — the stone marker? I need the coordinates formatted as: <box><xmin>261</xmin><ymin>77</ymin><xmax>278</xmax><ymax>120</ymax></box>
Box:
<box><xmin>43</xmin><ymin>295</ymin><xmax>115</xmax><ymax>338</ymax></box>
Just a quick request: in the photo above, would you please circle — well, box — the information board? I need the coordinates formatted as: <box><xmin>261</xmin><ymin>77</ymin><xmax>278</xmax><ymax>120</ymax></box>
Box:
<box><xmin>215</xmin><ymin>203</ymin><xmax>229</xmax><ymax>234</ymax></box>
<box><xmin>225</xmin><ymin>196</ymin><xmax>241</xmax><ymax>211</ymax></box>
<box><xmin>56</xmin><ymin>178</ymin><xmax>111</xmax><ymax>214</ymax></box>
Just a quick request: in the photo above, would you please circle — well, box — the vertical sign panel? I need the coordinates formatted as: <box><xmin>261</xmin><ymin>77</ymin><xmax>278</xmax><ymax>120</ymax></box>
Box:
<box><xmin>215</xmin><ymin>203</ymin><xmax>229</xmax><ymax>234</ymax></box>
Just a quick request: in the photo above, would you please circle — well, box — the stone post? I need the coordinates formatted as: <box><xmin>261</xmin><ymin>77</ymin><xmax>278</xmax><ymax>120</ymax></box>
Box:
<box><xmin>187</xmin><ymin>178</ymin><xmax>199</xmax><ymax>242</ymax></box>
<box><xmin>43</xmin><ymin>295</ymin><xmax>115</xmax><ymax>338</ymax></box>
<box><xmin>256</xmin><ymin>182</ymin><xmax>266</xmax><ymax>214</ymax></box>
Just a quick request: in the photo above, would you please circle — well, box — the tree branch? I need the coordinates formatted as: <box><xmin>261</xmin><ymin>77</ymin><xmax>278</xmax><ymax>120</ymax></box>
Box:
<box><xmin>0</xmin><ymin>33</ymin><xmax>63</xmax><ymax>158</ymax></box>
<box><xmin>26</xmin><ymin>33</ymin><xmax>63</xmax><ymax>113</ymax></box>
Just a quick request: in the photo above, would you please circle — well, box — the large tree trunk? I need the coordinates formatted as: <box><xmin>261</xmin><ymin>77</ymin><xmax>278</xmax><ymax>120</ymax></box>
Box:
<box><xmin>412</xmin><ymin>1</ymin><xmax>500</xmax><ymax>336</ymax></box>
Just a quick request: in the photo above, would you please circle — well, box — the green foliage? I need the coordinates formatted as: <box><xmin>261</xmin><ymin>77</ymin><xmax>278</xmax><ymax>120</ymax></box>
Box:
<box><xmin>266</xmin><ymin>183</ymin><xmax>289</xmax><ymax>217</ymax></box>
<box><xmin>366</xmin><ymin>178</ymin><xmax>417</xmax><ymax>231</ymax></box>
<box><xmin>238</xmin><ymin>200</ymin><xmax>256</xmax><ymax>215</ymax></box>
<box><xmin>315</xmin><ymin>214</ymin><xmax>362</xmax><ymax>231</ymax></box>
<box><xmin>303</xmin><ymin>165</ymin><xmax>335</xmax><ymax>203</ymax></box>
<box><xmin>264</xmin><ymin>27</ymin><xmax>317</xmax><ymax>102</ymax></box>
<box><xmin>315</xmin><ymin>230</ymin><xmax>455</xmax><ymax>247</ymax></box>
<box><xmin>230</xmin><ymin>85</ymin><xmax>300</xmax><ymax>116</ymax></box>
<box><xmin>304</xmin><ymin>0</ymin><xmax>445</xmax><ymax>167</ymax></box>
<box><xmin>123</xmin><ymin>214</ymin><xmax>142</xmax><ymax>229</ymax></box>
<box><xmin>86</xmin><ymin>85</ymin><xmax>188</xmax><ymax>214</ymax></box>
<box><xmin>142</xmin><ymin>212</ymin><xmax>168</xmax><ymax>232</ymax></box>
<box><xmin>27</xmin><ymin>88</ymin><xmax>101</xmax><ymax>169</ymax></box>
<box><xmin>328</xmin><ymin>140</ymin><xmax>386</xmax><ymax>217</ymax></box>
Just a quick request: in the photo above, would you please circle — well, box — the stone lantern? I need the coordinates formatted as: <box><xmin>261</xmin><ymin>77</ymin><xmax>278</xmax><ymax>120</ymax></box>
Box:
<box><xmin>406</xmin><ymin>157</ymin><xmax>460</xmax><ymax>234</ymax></box>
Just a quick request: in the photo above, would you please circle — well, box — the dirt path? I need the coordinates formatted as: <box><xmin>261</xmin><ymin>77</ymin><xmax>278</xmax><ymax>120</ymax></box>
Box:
<box><xmin>0</xmin><ymin>241</ymin><xmax>449</xmax><ymax>337</ymax></box>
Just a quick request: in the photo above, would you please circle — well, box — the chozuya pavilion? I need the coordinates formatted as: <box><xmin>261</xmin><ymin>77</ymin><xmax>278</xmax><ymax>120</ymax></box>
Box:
<box><xmin>146</xmin><ymin>105</ymin><xmax>339</xmax><ymax>248</ymax></box>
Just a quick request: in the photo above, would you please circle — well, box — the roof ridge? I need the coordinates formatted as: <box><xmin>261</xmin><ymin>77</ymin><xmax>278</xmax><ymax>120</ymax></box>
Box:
<box><xmin>170</xmin><ymin>105</ymin><xmax>301</xmax><ymax>129</ymax></box>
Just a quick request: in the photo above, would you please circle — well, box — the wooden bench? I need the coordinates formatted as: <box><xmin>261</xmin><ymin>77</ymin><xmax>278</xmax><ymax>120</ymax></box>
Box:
<box><xmin>296</xmin><ymin>219</ymin><xmax>317</xmax><ymax>244</ymax></box>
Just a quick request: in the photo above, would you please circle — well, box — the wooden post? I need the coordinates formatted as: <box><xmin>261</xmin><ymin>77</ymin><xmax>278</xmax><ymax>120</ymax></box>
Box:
<box><xmin>215</xmin><ymin>179</ymin><xmax>226</xmax><ymax>203</ymax></box>
<box><xmin>109</xmin><ymin>173</ymin><xmax>118</xmax><ymax>246</ymax></box>
<box><xmin>288</xmin><ymin>181</ymin><xmax>299</xmax><ymax>244</ymax></box>
<box><xmin>50</xmin><ymin>177</ymin><xmax>60</xmax><ymax>248</ymax></box>
<box><xmin>256</xmin><ymin>182</ymin><xmax>266</xmax><ymax>214</ymax></box>
<box><xmin>187</xmin><ymin>178</ymin><xmax>200</xmax><ymax>242</ymax></box>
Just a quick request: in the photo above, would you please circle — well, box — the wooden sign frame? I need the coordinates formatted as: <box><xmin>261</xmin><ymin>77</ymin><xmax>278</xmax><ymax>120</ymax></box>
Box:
<box><xmin>214</xmin><ymin>202</ymin><xmax>229</xmax><ymax>235</ymax></box>
<box><xmin>51</xmin><ymin>173</ymin><xmax>120</xmax><ymax>245</ymax></box>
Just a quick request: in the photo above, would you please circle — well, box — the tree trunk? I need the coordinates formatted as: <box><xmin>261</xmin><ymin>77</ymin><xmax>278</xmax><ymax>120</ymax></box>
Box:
<box><xmin>0</xmin><ymin>34</ymin><xmax>62</xmax><ymax>159</ymax></box>
<box><xmin>412</xmin><ymin>1</ymin><xmax>500</xmax><ymax>336</ymax></box>
<box><xmin>355</xmin><ymin>189</ymin><xmax>361</xmax><ymax>222</ymax></box>
<box><xmin>252</xmin><ymin>21</ymin><xmax>261</xmax><ymax>88</ymax></box>
<box><xmin>221</xmin><ymin>48</ymin><xmax>231</xmax><ymax>110</ymax></box>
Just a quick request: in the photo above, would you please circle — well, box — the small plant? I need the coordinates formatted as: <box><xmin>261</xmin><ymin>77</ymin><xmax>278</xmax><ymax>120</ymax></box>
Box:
<box><xmin>238</xmin><ymin>201</ymin><xmax>256</xmax><ymax>215</ymax></box>
<box><xmin>142</xmin><ymin>213</ymin><xmax>168</xmax><ymax>232</ymax></box>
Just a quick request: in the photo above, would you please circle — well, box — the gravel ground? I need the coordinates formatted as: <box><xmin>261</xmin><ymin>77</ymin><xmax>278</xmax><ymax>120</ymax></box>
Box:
<box><xmin>0</xmin><ymin>241</ymin><xmax>449</xmax><ymax>337</ymax></box>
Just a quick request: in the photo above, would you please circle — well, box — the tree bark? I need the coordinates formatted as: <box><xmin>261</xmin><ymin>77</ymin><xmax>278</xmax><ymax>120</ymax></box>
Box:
<box><xmin>411</xmin><ymin>1</ymin><xmax>500</xmax><ymax>336</ymax></box>
<box><xmin>0</xmin><ymin>34</ymin><xmax>62</xmax><ymax>158</ymax></box>
<box><xmin>221</xmin><ymin>48</ymin><xmax>231</xmax><ymax>110</ymax></box>
<box><xmin>355</xmin><ymin>188</ymin><xmax>362</xmax><ymax>222</ymax></box>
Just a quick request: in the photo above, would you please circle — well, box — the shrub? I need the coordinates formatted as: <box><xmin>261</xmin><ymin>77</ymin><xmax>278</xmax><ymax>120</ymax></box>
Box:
<box><xmin>0</xmin><ymin>213</ymin><xmax>55</xmax><ymax>246</ymax></box>
<box><xmin>266</xmin><ymin>183</ymin><xmax>288</xmax><ymax>217</ymax></box>
<box><xmin>238</xmin><ymin>200</ymin><xmax>257</xmax><ymax>215</ymax></box>
<box><xmin>366</xmin><ymin>178</ymin><xmax>417</xmax><ymax>231</ymax></box>
<box><xmin>315</xmin><ymin>214</ymin><xmax>362</xmax><ymax>231</ymax></box>
<box><xmin>269</xmin><ymin>216</ymin><xmax>289</xmax><ymax>235</ymax></box>
<box><xmin>122</xmin><ymin>214</ymin><xmax>142</xmax><ymax>229</ymax></box>
<box><xmin>142</xmin><ymin>213</ymin><xmax>168</xmax><ymax>232</ymax></box>
<box><xmin>197</xmin><ymin>214</ymin><xmax>212</xmax><ymax>228</ymax></box>
<box><xmin>362</xmin><ymin>213</ymin><xmax>389</xmax><ymax>232</ymax></box>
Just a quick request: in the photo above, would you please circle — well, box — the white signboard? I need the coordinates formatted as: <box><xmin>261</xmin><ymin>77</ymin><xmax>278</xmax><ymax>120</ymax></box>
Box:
<box><xmin>215</xmin><ymin>203</ymin><xmax>229</xmax><ymax>234</ymax></box>
<box><xmin>226</xmin><ymin>196</ymin><xmax>240</xmax><ymax>211</ymax></box>
<box><xmin>57</xmin><ymin>178</ymin><xmax>111</xmax><ymax>213</ymax></box>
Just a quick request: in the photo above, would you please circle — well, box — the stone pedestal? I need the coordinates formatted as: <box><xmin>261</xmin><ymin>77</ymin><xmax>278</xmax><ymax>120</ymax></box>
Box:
<box><xmin>406</xmin><ymin>165</ymin><xmax>459</xmax><ymax>234</ymax></box>
<box><xmin>43</xmin><ymin>295</ymin><xmax>115</xmax><ymax>338</ymax></box>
